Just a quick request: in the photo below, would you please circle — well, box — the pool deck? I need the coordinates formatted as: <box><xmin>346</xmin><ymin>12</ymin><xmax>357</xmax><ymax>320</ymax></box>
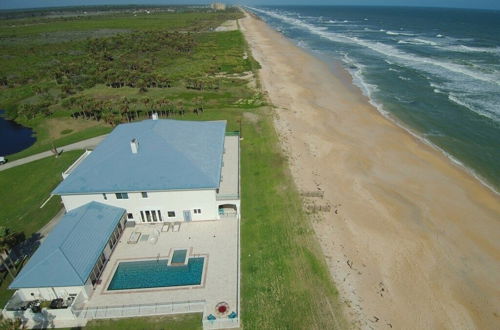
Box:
<box><xmin>84</xmin><ymin>217</ymin><xmax>239</xmax><ymax>322</ymax></box>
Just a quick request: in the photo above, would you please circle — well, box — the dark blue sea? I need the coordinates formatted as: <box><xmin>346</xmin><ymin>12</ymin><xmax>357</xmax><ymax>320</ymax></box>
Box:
<box><xmin>249</xmin><ymin>6</ymin><xmax>500</xmax><ymax>191</ymax></box>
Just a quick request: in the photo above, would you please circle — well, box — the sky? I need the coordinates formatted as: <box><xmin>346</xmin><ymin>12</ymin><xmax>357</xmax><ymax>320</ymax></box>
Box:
<box><xmin>1</xmin><ymin>0</ymin><xmax>499</xmax><ymax>11</ymax></box>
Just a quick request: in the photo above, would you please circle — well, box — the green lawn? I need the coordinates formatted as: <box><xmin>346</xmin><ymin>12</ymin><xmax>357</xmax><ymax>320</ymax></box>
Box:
<box><xmin>0</xmin><ymin>150</ymin><xmax>84</xmax><ymax>308</ymax></box>
<box><xmin>0</xmin><ymin>150</ymin><xmax>83</xmax><ymax>237</ymax></box>
<box><xmin>7</xmin><ymin>124</ymin><xmax>112</xmax><ymax>161</ymax></box>
<box><xmin>84</xmin><ymin>314</ymin><xmax>202</xmax><ymax>330</ymax></box>
<box><xmin>0</xmin><ymin>6</ymin><xmax>346</xmax><ymax>330</ymax></box>
<box><xmin>239</xmin><ymin>108</ymin><xmax>347</xmax><ymax>329</ymax></box>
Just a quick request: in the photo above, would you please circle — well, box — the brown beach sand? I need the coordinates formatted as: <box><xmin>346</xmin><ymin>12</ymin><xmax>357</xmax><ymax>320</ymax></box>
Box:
<box><xmin>239</xmin><ymin>11</ymin><xmax>500</xmax><ymax>330</ymax></box>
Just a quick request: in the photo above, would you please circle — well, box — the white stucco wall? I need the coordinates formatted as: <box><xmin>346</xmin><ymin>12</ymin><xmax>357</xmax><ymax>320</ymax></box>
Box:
<box><xmin>61</xmin><ymin>189</ymin><xmax>220</xmax><ymax>222</ymax></box>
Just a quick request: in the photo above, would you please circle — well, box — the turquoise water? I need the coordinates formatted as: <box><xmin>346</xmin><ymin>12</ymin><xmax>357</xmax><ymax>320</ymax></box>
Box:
<box><xmin>108</xmin><ymin>257</ymin><xmax>204</xmax><ymax>290</ymax></box>
<box><xmin>249</xmin><ymin>6</ymin><xmax>500</xmax><ymax>191</ymax></box>
<box><xmin>171</xmin><ymin>249</ymin><xmax>188</xmax><ymax>264</ymax></box>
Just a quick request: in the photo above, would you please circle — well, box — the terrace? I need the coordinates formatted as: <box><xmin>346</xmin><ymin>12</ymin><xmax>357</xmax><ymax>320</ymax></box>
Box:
<box><xmin>79</xmin><ymin>216</ymin><xmax>240</xmax><ymax>328</ymax></box>
<box><xmin>217</xmin><ymin>134</ymin><xmax>240</xmax><ymax>218</ymax></box>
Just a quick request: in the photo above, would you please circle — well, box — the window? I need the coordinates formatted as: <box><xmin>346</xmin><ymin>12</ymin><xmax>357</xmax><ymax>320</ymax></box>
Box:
<box><xmin>127</xmin><ymin>213</ymin><xmax>133</xmax><ymax>219</ymax></box>
<box><xmin>168</xmin><ymin>211</ymin><xmax>175</xmax><ymax>217</ymax></box>
<box><xmin>115</xmin><ymin>192</ymin><xmax>129</xmax><ymax>199</ymax></box>
<box><xmin>102</xmin><ymin>193</ymin><xmax>107</xmax><ymax>200</ymax></box>
<box><xmin>194</xmin><ymin>209</ymin><xmax>201</xmax><ymax>214</ymax></box>
<box><xmin>141</xmin><ymin>192</ymin><xmax>148</xmax><ymax>198</ymax></box>
<box><xmin>158</xmin><ymin>210</ymin><xmax>162</xmax><ymax>221</ymax></box>
<box><xmin>140</xmin><ymin>211</ymin><xmax>145</xmax><ymax>222</ymax></box>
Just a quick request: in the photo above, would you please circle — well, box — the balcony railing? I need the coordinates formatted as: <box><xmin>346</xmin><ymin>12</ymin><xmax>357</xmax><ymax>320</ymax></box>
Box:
<box><xmin>216</xmin><ymin>194</ymin><xmax>239</xmax><ymax>201</ymax></box>
<box><xmin>73</xmin><ymin>300</ymin><xmax>205</xmax><ymax>320</ymax></box>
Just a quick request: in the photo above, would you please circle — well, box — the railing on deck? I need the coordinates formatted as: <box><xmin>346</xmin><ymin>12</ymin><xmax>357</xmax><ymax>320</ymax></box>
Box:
<box><xmin>219</xmin><ymin>211</ymin><xmax>238</xmax><ymax>218</ymax></box>
<box><xmin>73</xmin><ymin>300</ymin><xmax>205</xmax><ymax>320</ymax></box>
<box><xmin>216</xmin><ymin>194</ymin><xmax>240</xmax><ymax>201</ymax></box>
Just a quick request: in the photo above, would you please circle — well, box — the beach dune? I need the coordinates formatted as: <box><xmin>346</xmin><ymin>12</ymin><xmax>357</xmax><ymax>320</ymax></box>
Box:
<box><xmin>240</xmin><ymin>11</ymin><xmax>500</xmax><ymax>330</ymax></box>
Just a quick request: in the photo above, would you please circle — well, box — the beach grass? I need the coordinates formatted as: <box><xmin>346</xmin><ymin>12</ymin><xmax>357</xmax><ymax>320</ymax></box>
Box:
<box><xmin>240</xmin><ymin>108</ymin><xmax>346</xmax><ymax>329</ymax></box>
<box><xmin>0</xmin><ymin>7</ymin><xmax>346</xmax><ymax>329</ymax></box>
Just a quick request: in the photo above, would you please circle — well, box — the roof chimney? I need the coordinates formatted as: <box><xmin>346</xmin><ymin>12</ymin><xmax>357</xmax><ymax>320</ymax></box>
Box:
<box><xmin>152</xmin><ymin>112</ymin><xmax>158</xmax><ymax>120</ymax></box>
<box><xmin>130</xmin><ymin>138</ymin><xmax>139</xmax><ymax>154</ymax></box>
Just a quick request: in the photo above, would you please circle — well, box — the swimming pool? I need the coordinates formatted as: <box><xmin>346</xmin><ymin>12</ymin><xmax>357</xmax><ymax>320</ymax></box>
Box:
<box><xmin>107</xmin><ymin>257</ymin><xmax>204</xmax><ymax>290</ymax></box>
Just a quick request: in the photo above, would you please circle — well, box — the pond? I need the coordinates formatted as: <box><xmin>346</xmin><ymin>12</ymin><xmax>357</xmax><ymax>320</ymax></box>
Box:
<box><xmin>0</xmin><ymin>110</ymin><xmax>36</xmax><ymax>156</ymax></box>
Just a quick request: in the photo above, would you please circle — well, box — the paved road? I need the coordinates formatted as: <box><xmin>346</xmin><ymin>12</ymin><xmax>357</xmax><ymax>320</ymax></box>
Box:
<box><xmin>0</xmin><ymin>134</ymin><xmax>107</xmax><ymax>171</ymax></box>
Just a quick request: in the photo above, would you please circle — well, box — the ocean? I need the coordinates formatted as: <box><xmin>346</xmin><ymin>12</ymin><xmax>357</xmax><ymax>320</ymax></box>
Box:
<box><xmin>248</xmin><ymin>6</ymin><xmax>500</xmax><ymax>192</ymax></box>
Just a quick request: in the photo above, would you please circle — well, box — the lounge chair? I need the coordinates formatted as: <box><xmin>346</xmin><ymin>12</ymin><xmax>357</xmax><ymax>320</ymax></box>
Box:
<box><xmin>127</xmin><ymin>231</ymin><xmax>141</xmax><ymax>244</ymax></box>
<box><xmin>161</xmin><ymin>223</ymin><xmax>171</xmax><ymax>232</ymax></box>
<box><xmin>172</xmin><ymin>222</ymin><xmax>181</xmax><ymax>232</ymax></box>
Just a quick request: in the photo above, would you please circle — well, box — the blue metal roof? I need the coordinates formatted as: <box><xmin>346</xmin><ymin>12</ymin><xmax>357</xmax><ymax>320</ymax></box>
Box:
<box><xmin>53</xmin><ymin>119</ymin><xmax>226</xmax><ymax>195</ymax></box>
<box><xmin>10</xmin><ymin>202</ymin><xmax>125</xmax><ymax>289</ymax></box>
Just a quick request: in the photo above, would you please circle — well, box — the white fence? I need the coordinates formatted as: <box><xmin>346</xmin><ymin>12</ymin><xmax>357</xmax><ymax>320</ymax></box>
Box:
<box><xmin>73</xmin><ymin>300</ymin><xmax>205</xmax><ymax>320</ymax></box>
<box><xmin>216</xmin><ymin>194</ymin><xmax>240</xmax><ymax>201</ymax></box>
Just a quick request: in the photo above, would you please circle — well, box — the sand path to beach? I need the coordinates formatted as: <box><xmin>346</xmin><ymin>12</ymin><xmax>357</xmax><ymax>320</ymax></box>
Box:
<box><xmin>240</xmin><ymin>11</ymin><xmax>500</xmax><ymax>330</ymax></box>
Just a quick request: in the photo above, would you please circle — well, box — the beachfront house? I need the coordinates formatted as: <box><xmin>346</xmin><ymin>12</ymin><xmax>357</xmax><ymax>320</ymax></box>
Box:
<box><xmin>3</xmin><ymin>118</ymin><xmax>241</xmax><ymax>329</ymax></box>
<box><xmin>54</xmin><ymin>119</ymin><xmax>240</xmax><ymax>221</ymax></box>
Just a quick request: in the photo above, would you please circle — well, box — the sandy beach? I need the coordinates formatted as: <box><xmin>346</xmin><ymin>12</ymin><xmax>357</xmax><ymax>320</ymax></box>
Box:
<box><xmin>240</xmin><ymin>11</ymin><xmax>500</xmax><ymax>330</ymax></box>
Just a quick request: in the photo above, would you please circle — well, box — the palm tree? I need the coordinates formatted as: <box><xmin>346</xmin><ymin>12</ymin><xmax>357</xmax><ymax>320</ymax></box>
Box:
<box><xmin>0</xmin><ymin>227</ymin><xmax>20</xmax><ymax>280</ymax></box>
<box><xmin>120</xmin><ymin>98</ymin><xmax>130</xmax><ymax>122</ymax></box>
<box><xmin>0</xmin><ymin>316</ymin><xmax>23</xmax><ymax>329</ymax></box>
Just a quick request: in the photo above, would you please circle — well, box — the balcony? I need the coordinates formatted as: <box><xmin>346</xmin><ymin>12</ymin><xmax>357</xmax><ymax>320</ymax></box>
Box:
<box><xmin>217</xmin><ymin>135</ymin><xmax>240</xmax><ymax>201</ymax></box>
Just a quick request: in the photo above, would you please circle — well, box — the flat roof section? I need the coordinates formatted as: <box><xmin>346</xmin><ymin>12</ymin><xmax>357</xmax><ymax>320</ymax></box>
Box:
<box><xmin>218</xmin><ymin>136</ymin><xmax>239</xmax><ymax>198</ymax></box>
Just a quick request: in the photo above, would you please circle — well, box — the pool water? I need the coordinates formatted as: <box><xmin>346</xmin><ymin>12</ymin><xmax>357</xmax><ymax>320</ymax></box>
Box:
<box><xmin>171</xmin><ymin>249</ymin><xmax>187</xmax><ymax>264</ymax></box>
<box><xmin>108</xmin><ymin>257</ymin><xmax>204</xmax><ymax>290</ymax></box>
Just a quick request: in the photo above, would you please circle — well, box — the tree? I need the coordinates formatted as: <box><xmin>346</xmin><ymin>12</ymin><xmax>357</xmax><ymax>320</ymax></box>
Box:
<box><xmin>0</xmin><ymin>227</ymin><xmax>22</xmax><ymax>280</ymax></box>
<box><xmin>18</xmin><ymin>104</ymin><xmax>36</xmax><ymax>120</ymax></box>
<box><xmin>137</xmin><ymin>79</ymin><xmax>147</xmax><ymax>93</ymax></box>
<box><xmin>120</xmin><ymin>97</ymin><xmax>130</xmax><ymax>122</ymax></box>
<box><xmin>0</xmin><ymin>315</ymin><xmax>23</xmax><ymax>330</ymax></box>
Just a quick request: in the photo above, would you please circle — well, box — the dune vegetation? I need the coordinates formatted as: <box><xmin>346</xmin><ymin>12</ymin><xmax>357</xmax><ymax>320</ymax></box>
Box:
<box><xmin>0</xmin><ymin>6</ymin><xmax>345</xmax><ymax>329</ymax></box>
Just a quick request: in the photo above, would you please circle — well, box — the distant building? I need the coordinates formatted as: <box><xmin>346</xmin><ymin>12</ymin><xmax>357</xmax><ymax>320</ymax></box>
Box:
<box><xmin>211</xmin><ymin>2</ymin><xmax>227</xmax><ymax>11</ymax></box>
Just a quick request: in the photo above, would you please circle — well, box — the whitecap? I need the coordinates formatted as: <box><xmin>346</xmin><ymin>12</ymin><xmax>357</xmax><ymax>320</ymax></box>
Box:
<box><xmin>248</xmin><ymin>7</ymin><xmax>500</xmax><ymax>87</ymax></box>
<box><xmin>386</xmin><ymin>30</ymin><xmax>414</xmax><ymax>36</ymax></box>
<box><xmin>439</xmin><ymin>44</ymin><xmax>500</xmax><ymax>55</ymax></box>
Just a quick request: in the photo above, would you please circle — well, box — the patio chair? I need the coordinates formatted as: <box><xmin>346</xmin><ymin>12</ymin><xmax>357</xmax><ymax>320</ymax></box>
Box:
<box><xmin>172</xmin><ymin>222</ymin><xmax>182</xmax><ymax>232</ymax></box>
<box><xmin>162</xmin><ymin>223</ymin><xmax>171</xmax><ymax>232</ymax></box>
<box><xmin>127</xmin><ymin>231</ymin><xmax>141</xmax><ymax>244</ymax></box>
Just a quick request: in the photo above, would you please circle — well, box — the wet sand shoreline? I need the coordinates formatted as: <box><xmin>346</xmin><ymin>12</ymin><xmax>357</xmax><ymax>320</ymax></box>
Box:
<box><xmin>240</xmin><ymin>10</ymin><xmax>500</xmax><ymax>330</ymax></box>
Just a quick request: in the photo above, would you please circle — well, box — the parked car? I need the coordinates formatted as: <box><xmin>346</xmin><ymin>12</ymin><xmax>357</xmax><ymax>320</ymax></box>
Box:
<box><xmin>0</xmin><ymin>156</ymin><xmax>6</xmax><ymax>165</ymax></box>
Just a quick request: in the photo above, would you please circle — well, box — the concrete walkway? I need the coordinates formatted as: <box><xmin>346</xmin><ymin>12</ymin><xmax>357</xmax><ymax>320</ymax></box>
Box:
<box><xmin>0</xmin><ymin>135</ymin><xmax>107</xmax><ymax>172</ymax></box>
